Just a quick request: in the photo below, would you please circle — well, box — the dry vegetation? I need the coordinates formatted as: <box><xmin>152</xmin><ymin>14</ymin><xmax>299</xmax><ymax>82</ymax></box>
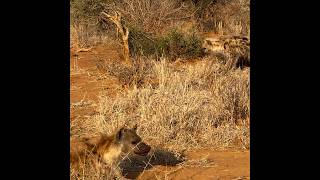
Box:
<box><xmin>73</xmin><ymin>58</ymin><xmax>250</xmax><ymax>150</ymax></box>
<box><xmin>71</xmin><ymin>0</ymin><xmax>249</xmax><ymax>179</ymax></box>
<box><xmin>71</xmin><ymin>58</ymin><xmax>250</xmax><ymax>179</ymax></box>
<box><xmin>70</xmin><ymin>0</ymin><xmax>250</xmax><ymax>51</ymax></box>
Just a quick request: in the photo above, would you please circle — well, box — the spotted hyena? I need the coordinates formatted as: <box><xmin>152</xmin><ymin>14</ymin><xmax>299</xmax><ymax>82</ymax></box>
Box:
<box><xmin>70</xmin><ymin>124</ymin><xmax>151</xmax><ymax>178</ymax></box>
<box><xmin>202</xmin><ymin>33</ymin><xmax>250</xmax><ymax>70</ymax></box>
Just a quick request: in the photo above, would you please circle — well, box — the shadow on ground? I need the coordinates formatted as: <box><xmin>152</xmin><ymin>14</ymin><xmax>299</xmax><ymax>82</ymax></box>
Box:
<box><xmin>119</xmin><ymin>148</ymin><xmax>185</xmax><ymax>179</ymax></box>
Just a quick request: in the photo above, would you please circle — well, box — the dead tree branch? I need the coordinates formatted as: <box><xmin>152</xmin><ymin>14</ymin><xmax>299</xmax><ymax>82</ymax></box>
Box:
<box><xmin>101</xmin><ymin>11</ymin><xmax>131</xmax><ymax>66</ymax></box>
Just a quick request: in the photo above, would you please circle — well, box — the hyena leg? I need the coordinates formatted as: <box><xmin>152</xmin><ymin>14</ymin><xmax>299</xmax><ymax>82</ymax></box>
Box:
<box><xmin>224</xmin><ymin>54</ymin><xmax>238</xmax><ymax>71</ymax></box>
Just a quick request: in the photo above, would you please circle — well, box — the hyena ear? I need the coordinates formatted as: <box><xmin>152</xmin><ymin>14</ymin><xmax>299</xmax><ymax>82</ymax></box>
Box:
<box><xmin>206</xmin><ymin>40</ymin><xmax>213</xmax><ymax>46</ymax></box>
<box><xmin>133</xmin><ymin>124</ymin><xmax>138</xmax><ymax>131</ymax></box>
<box><xmin>116</xmin><ymin>128</ymin><xmax>124</xmax><ymax>141</ymax></box>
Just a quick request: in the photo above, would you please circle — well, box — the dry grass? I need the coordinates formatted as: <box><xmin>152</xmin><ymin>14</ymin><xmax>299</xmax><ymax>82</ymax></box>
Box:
<box><xmin>70</xmin><ymin>158</ymin><xmax>119</xmax><ymax>180</ymax></box>
<box><xmin>70</xmin><ymin>1</ymin><xmax>250</xmax><ymax>179</ymax></box>
<box><xmin>195</xmin><ymin>0</ymin><xmax>250</xmax><ymax>35</ymax></box>
<box><xmin>71</xmin><ymin>24</ymin><xmax>114</xmax><ymax>51</ymax></box>
<box><xmin>70</xmin><ymin>57</ymin><xmax>249</xmax><ymax>179</ymax></box>
<box><xmin>96</xmin><ymin>56</ymin><xmax>156</xmax><ymax>87</ymax></box>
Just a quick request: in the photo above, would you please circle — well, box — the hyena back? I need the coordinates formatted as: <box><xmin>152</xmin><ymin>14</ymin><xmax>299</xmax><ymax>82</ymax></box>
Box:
<box><xmin>202</xmin><ymin>34</ymin><xmax>250</xmax><ymax>70</ymax></box>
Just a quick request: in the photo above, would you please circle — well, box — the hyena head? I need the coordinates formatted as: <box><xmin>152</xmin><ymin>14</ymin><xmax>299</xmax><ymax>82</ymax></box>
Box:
<box><xmin>78</xmin><ymin>124</ymin><xmax>151</xmax><ymax>165</ymax></box>
<box><xmin>115</xmin><ymin>124</ymin><xmax>151</xmax><ymax>156</ymax></box>
<box><xmin>202</xmin><ymin>37</ymin><xmax>225</xmax><ymax>53</ymax></box>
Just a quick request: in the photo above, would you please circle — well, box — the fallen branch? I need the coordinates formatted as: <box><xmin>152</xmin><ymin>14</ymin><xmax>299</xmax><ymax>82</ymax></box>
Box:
<box><xmin>76</xmin><ymin>47</ymin><xmax>93</xmax><ymax>53</ymax></box>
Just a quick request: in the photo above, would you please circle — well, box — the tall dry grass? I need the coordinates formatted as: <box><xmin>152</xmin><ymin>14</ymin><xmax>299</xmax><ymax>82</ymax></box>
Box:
<box><xmin>70</xmin><ymin>58</ymin><xmax>249</xmax><ymax>179</ymax></box>
<box><xmin>71</xmin><ymin>58</ymin><xmax>249</xmax><ymax>151</ymax></box>
<box><xmin>194</xmin><ymin>0</ymin><xmax>250</xmax><ymax>35</ymax></box>
<box><xmin>70</xmin><ymin>23</ymin><xmax>114</xmax><ymax>50</ymax></box>
<box><xmin>70</xmin><ymin>1</ymin><xmax>250</xmax><ymax>179</ymax></box>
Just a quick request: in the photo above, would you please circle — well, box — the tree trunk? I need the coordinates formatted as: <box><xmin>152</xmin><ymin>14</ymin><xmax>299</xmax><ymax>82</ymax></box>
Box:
<box><xmin>101</xmin><ymin>11</ymin><xmax>131</xmax><ymax>66</ymax></box>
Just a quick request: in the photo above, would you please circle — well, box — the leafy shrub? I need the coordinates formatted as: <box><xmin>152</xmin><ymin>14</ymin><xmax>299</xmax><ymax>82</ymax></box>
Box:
<box><xmin>164</xmin><ymin>30</ymin><xmax>204</xmax><ymax>59</ymax></box>
<box><xmin>128</xmin><ymin>28</ymin><xmax>204</xmax><ymax>60</ymax></box>
<box><xmin>128</xmin><ymin>25</ymin><xmax>158</xmax><ymax>57</ymax></box>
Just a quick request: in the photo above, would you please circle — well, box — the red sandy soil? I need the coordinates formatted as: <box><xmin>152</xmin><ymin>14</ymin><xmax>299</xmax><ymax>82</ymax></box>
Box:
<box><xmin>137</xmin><ymin>150</ymin><xmax>249</xmax><ymax>180</ymax></box>
<box><xmin>70</xmin><ymin>45</ymin><xmax>250</xmax><ymax>180</ymax></box>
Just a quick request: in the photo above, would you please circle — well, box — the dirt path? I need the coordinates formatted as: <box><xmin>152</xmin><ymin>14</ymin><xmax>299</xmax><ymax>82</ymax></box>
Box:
<box><xmin>137</xmin><ymin>150</ymin><xmax>249</xmax><ymax>180</ymax></box>
<box><xmin>70</xmin><ymin>45</ymin><xmax>123</xmax><ymax>121</ymax></box>
<box><xmin>70</xmin><ymin>45</ymin><xmax>250</xmax><ymax>180</ymax></box>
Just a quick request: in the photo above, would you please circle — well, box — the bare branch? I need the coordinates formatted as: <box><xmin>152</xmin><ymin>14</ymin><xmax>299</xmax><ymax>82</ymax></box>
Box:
<box><xmin>101</xmin><ymin>11</ymin><xmax>131</xmax><ymax>66</ymax></box>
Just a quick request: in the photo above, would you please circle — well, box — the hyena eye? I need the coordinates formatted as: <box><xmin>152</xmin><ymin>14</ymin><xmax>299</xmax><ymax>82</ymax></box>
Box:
<box><xmin>131</xmin><ymin>141</ymin><xmax>138</xmax><ymax>145</ymax></box>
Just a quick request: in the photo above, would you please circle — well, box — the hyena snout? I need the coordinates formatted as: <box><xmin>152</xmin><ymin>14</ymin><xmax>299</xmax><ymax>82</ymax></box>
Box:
<box><xmin>133</xmin><ymin>142</ymin><xmax>151</xmax><ymax>156</ymax></box>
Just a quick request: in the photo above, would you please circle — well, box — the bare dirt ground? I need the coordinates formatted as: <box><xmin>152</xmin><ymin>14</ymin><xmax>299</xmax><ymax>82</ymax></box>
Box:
<box><xmin>70</xmin><ymin>45</ymin><xmax>250</xmax><ymax>180</ymax></box>
<box><xmin>136</xmin><ymin>150</ymin><xmax>249</xmax><ymax>180</ymax></box>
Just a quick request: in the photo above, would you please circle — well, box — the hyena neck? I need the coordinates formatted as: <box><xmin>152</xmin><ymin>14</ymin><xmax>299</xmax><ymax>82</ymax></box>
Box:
<box><xmin>102</xmin><ymin>142</ymin><xmax>124</xmax><ymax>165</ymax></box>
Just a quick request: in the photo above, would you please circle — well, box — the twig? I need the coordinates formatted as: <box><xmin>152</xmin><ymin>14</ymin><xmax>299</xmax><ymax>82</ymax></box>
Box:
<box><xmin>76</xmin><ymin>47</ymin><xmax>93</xmax><ymax>53</ymax></box>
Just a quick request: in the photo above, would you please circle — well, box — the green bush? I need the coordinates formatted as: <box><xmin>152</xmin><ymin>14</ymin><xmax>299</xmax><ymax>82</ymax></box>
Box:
<box><xmin>161</xmin><ymin>29</ymin><xmax>204</xmax><ymax>59</ymax></box>
<box><xmin>128</xmin><ymin>28</ymin><xmax>204</xmax><ymax>60</ymax></box>
<box><xmin>184</xmin><ymin>33</ymin><xmax>205</xmax><ymax>58</ymax></box>
<box><xmin>128</xmin><ymin>25</ymin><xmax>158</xmax><ymax>56</ymax></box>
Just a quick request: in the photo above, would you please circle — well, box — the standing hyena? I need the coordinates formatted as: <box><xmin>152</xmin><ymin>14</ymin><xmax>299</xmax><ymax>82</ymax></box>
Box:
<box><xmin>70</xmin><ymin>124</ymin><xmax>151</xmax><ymax>178</ymax></box>
<box><xmin>202</xmin><ymin>33</ymin><xmax>250</xmax><ymax>70</ymax></box>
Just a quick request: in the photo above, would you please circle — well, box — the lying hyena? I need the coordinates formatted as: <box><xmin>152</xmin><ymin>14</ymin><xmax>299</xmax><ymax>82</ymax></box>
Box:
<box><xmin>70</xmin><ymin>124</ymin><xmax>151</xmax><ymax>179</ymax></box>
<box><xmin>202</xmin><ymin>33</ymin><xmax>250</xmax><ymax>70</ymax></box>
